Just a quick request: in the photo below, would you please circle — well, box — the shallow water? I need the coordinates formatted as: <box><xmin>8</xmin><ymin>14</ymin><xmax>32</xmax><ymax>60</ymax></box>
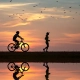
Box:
<box><xmin>0</xmin><ymin>63</ymin><xmax>80</xmax><ymax>80</ymax></box>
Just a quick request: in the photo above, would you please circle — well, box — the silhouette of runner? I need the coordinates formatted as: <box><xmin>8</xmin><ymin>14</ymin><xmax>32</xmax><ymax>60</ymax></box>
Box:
<box><xmin>43</xmin><ymin>32</ymin><xmax>50</xmax><ymax>52</ymax></box>
<box><xmin>43</xmin><ymin>63</ymin><xmax>50</xmax><ymax>80</ymax></box>
<box><xmin>13</xmin><ymin>65</ymin><xmax>24</xmax><ymax>80</ymax></box>
<box><xmin>13</xmin><ymin>31</ymin><xmax>24</xmax><ymax>49</ymax></box>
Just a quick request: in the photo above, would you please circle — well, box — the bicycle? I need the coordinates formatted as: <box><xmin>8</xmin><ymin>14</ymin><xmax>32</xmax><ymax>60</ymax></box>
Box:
<box><xmin>7</xmin><ymin>40</ymin><xmax>29</xmax><ymax>52</ymax></box>
<box><xmin>7</xmin><ymin>62</ymin><xmax>30</xmax><ymax>72</ymax></box>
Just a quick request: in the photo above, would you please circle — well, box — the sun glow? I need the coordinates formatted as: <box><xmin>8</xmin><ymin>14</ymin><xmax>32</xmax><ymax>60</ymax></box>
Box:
<box><xmin>0</xmin><ymin>31</ymin><xmax>43</xmax><ymax>49</ymax></box>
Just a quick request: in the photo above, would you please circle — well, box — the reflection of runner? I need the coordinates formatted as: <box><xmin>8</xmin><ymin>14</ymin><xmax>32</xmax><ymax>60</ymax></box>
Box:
<box><xmin>43</xmin><ymin>63</ymin><xmax>50</xmax><ymax>80</ymax></box>
<box><xmin>13</xmin><ymin>65</ymin><xmax>24</xmax><ymax>80</ymax></box>
<box><xmin>43</xmin><ymin>32</ymin><xmax>50</xmax><ymax>52</ymax></box>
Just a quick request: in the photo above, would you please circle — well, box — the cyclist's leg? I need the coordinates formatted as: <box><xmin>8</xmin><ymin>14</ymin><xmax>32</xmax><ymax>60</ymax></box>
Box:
<box><xmin>16</xmin><ymin>40</ymin><xmax>19</xmax><ymax>46</ymax></box>
<box><xmin>15</xmin><ymin>78</ymin><xmax>19</xmax><ymax>80</ymax></box>
<box><xmin>15</xmin><ymin>40</ymin><xmax>19</xmax><ymax>46</ymax></box>
<box><xmin>13</xmin><ymin>40</ymin><xmax>17</xmax><ymax>45</ymax></box>
<box><xmin>14</xmin><ymin>40</ymin><xmax>19</xmax><ymax>48</ymax></box>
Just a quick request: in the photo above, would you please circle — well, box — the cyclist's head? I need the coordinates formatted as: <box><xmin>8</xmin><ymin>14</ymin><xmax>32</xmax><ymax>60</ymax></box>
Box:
<box><xmin>14</xmin><ymin>65</ymin><xmax>19</xmax><ymax>69</ymax></box>
<box><xmin>16</xmin><ymin>31</ymin><xmax>19</xmax><ymax>34</ymax></box>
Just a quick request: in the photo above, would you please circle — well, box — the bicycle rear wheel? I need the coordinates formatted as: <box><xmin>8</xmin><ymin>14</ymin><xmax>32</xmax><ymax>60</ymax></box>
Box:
<box><xmin>7</xmin><ymin>43</ymin><xmax>16</xmax><ymax>52</ymax></box>
<box><xmin>7</xmin><ymin>62</ymin><xmax>15</xmax><ymax>71</ymax></box>
<box><xmin>21</xmin><ymin>62</ymin><xmax>30</xmax><ymax>71</ymax></box>
<box><xmin>21</xmin><ymin>43</ymin><xmax>29</xmax><ymax>52</ymax></box>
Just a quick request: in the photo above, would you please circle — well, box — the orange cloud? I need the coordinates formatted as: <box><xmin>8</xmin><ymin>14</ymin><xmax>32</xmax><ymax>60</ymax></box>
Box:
<box><xmin>65</xmin><ymin>77</ymin><xmax>80</xmax><ymax>80</ymax></box>
<box><xmin>65</xmin><ymin>33</ymin><xmax>80</xmax><ymax>38</ymax></box>
<box><xmin>2</xmin><ymin>13</ymin><xmax>46</xmax><ymax>28</ymax></box>
<box><xmin>51</xmin><ymin>33</ymin><xmax>80</xmax><ymax>44</ymax></box>
<box><xmin>27</xmin><ymin>14</ymin><xmax>45</xmax><ymax>21</ymax></box>
<box><xmin>3</xmin><ymin>18</ymin><xmax>30</xmax><ymax>27</ymax></box>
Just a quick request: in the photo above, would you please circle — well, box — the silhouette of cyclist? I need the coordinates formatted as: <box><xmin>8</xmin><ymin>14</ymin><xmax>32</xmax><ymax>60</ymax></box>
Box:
<box><xmin>13</xmin><ymin>65</ymin><xmax>24</xmax><ymax>80</ymax></box>
<box><xmin>43</xmin><ymin>32</ymin><xmax>50</xmax><ymax>52</ymax></box>
<box><xmin>13</xmin><ymin>31</ymin><xmax>24</xmax><ymax>49</ymax></box>
<box><xmin>43</xmin><ymin>63</ymin><xmax>50</xmax><ymax>80</ymax></box>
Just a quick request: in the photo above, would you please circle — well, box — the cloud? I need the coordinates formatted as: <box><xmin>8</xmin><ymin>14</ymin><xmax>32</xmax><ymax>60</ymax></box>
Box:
<box><xmin>52</xmin><ymin>33</ymin><xmax>80</xmax><ymax>44</ymax></box>
<box><xmin>0</xmin><ymin>5</ymin><xmax>71</xmax><ymax>30</ymax></box>
<box><xmin>3</xmin><ymin>20</ymin><xmax>30</xmax><ymax>27</ymax></box>
<box><xmin>37</xmin><ymin>7</ymin><xmax>71</xmax><ymax>19</ymax></box>
<box><xmin>65</xmin><ymin>33</ymin><xmax>80</xmax><ymax>38</ymax></box>
<box><xmin>40</xmin><ymin>7</ymin><xmax>64</xmax><ymax>12</ymax></box>
<box><xmin>64</xmin><ymin>33</ymin><xmax>80</xmax><ymax>44</ymax></box>
<box><xmin>50</xmin><ymin>14</ymin><xmax>71</xmax><ymax>19</ymax></box>
<box><xmin>65</xmin><ymin>77</ymin><xmax>80</xmax><ymax>80</ymax></box>
<box><xmin>2</xmin><ymin>13</ymin><xmax>46</xmax><ymax>27</ymax></box>
<box><xmin>0</xmin><ymin>3</ymin><xmax>36</xmax><ymax>9</ymax></box>
<box><xmin>27</xmin><ymin>14</ymin><xmax>45</xmax><ymax>21</ymax></box>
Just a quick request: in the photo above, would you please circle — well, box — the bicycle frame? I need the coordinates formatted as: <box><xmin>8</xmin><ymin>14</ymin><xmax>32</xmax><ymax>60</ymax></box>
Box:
<box><xmin>14</xmin><ymin>40</ymin><xmax>24</xmax><ymax>49</ymax></box>
<box><xmin>19</xmin><ymin>41</ymin><xmax>24</xmax><ymax>46</ymax></box>
<box><xmin>15</xmin><ymin>40</ymin><xmax>24</xmax><ymax>47</ymax></box>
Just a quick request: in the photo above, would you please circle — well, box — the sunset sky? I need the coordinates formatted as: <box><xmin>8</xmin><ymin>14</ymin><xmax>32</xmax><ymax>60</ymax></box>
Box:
<box><xmin>0</xmin><ymin>0</ymin><xmax>80</xmax><ymax>80</ymax></box>
<box><xmin>0</xmin><ymin>0</ymin><xmax>80</xmax><ymax>51</ymax></box>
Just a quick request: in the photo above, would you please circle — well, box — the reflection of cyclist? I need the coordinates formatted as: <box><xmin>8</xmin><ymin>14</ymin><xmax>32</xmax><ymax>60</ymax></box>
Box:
<box><xmin>43</xmin><ymin>63</ymin><xmax>50</xmax><ymax>80</ymax></box>
<box><xmin>13</xmin><ymin>31</ymin><xmax>24</xmax><ymax>48</ymax></box>
<box><xmin>13</xmin><ymin>65</ymin><xmax>24</xmax><ymax>80</ymax></box>
<box><xmin>43</xmin><ymin>32</ymin><xmax>50</xmax><ymax>52</ymax></box>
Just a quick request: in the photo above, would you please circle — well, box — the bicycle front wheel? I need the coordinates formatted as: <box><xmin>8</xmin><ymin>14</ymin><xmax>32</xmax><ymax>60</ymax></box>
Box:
<box><xmin>21</xmin><ymin>62</ymin><xmax>30</xmax><ymax>71</ymax></box>
<box><xmin>21</xmin><ymin>43</ymin><xmax>29</xmax><ymax>52</ymax></box>
<box><xmin>7</xmin><ymin>62</ymin><xmax>15</xmax><ymax>71</ymax></box>
<box><xmin>7</xmin><ymin>43</ymin><xmax>16</xmax><ymax>52</ymax></box>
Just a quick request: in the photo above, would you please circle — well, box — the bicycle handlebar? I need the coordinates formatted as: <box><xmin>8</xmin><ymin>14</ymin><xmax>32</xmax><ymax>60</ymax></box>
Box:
<box><xmin>20</xmin><ymin>39</ymin><xmax>24</xmax><ymax>42</ymax></box>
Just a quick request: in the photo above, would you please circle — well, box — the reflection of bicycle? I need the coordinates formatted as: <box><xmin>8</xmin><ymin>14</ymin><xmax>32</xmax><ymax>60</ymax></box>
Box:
<box><xmin>7</xmin><ymin>40</ymin><xmax>29</xmax><ymax>52</ymax></box>
<box><xmin>7</xmin><ymin>62</ymin><xmax>30</xmax><ymax>72</ymax></box>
